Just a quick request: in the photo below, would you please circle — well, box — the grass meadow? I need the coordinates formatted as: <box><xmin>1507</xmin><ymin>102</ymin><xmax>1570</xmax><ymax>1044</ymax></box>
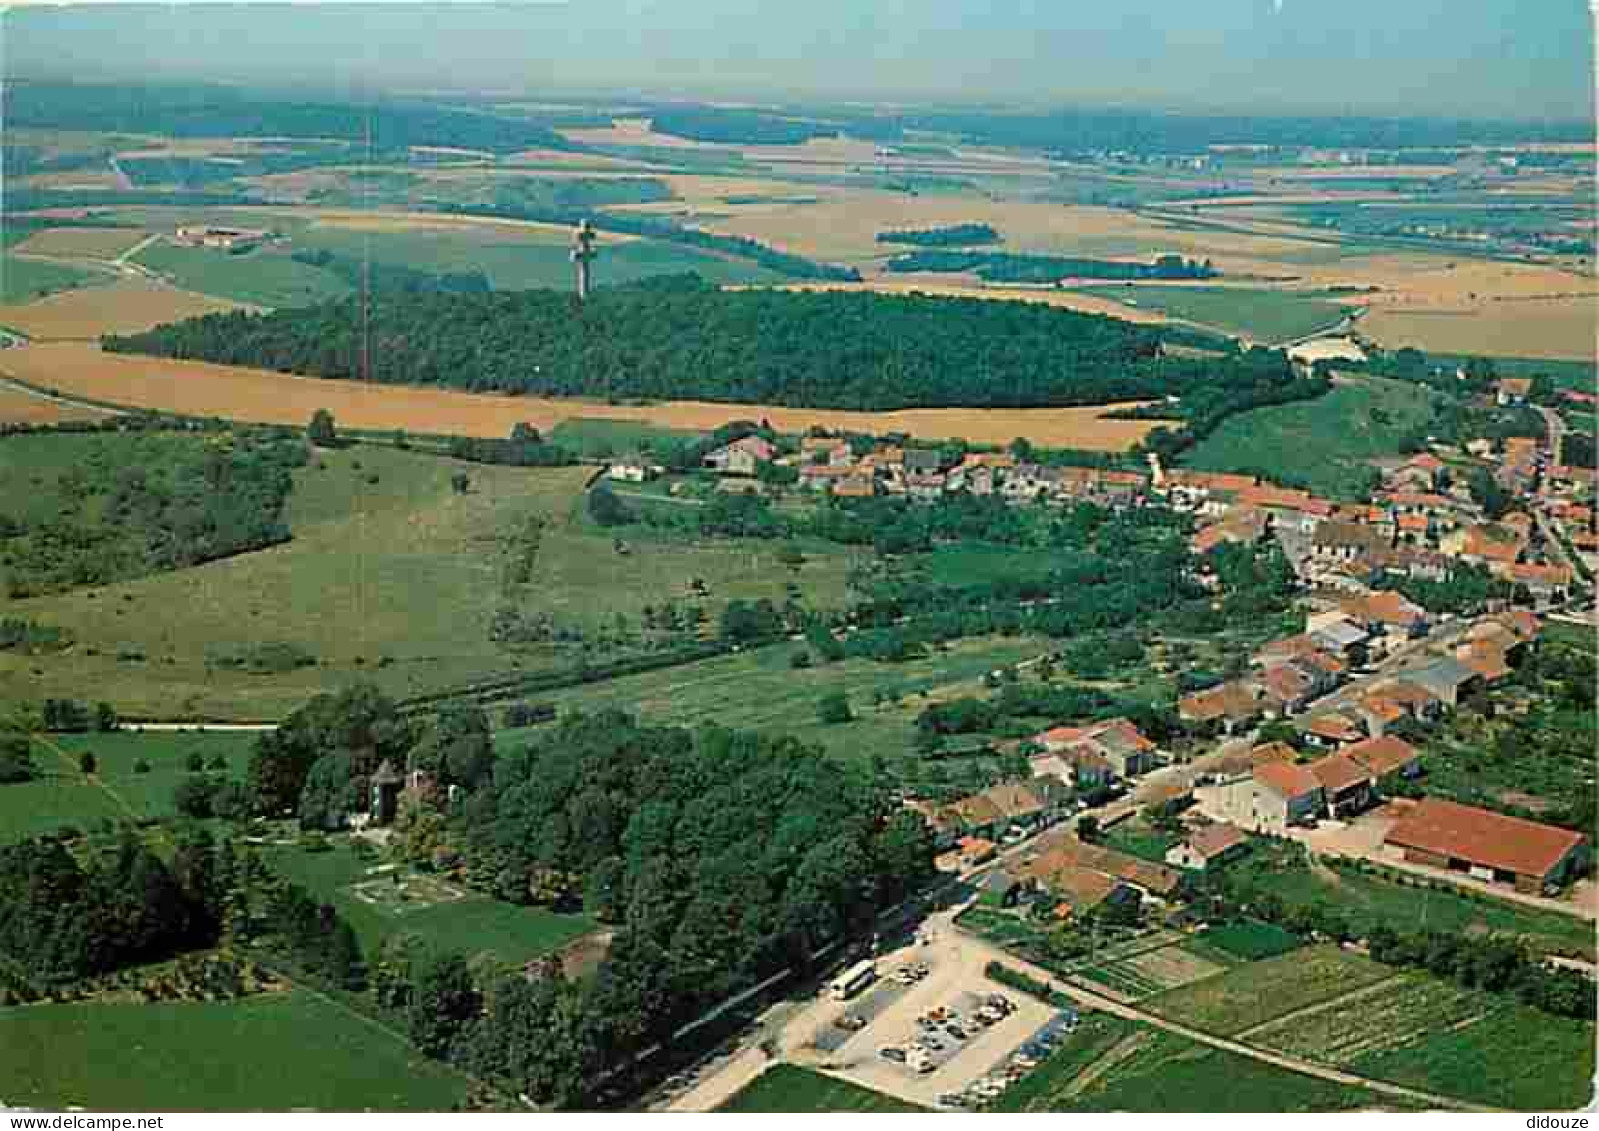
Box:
<box><xmin>0</xmin><ymin>442</ymin><xmax>859</xmax><ymax>719</ymax></box>
<box><xmin>259</xmin><ymin>840</ymin><xmax>595</xmax><ymax>963</ymax></box>
<box><xmin>0</xmin><ymin>730</ymin><xmax>257</xmax><ymax>844</ymax></box>
<box><xmin>719</xmin><ymin>1065</ymin><xmax>924</xmax><ymax>1113</ymax></box>
<box><xmin>1184</xmin><ymin>375</ymin><xmax>1440</xmax><ymax>499</ymax></box>
<box><xmin>0</xmin><ymin>992</ymin><xmax>472</xmax><ymax>1110</ymax></box>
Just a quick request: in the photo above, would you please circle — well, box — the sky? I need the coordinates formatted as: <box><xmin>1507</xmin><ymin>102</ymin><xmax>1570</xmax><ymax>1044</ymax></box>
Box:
<box><xmin>3</xmin><ymin>0</ymin><xmax>1593</xmax><ymax>120</ymax></box>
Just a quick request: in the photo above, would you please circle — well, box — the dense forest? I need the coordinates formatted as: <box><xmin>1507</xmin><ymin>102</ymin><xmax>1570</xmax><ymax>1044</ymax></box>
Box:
<box><xmin>875</xmin><ymin>223</ymin><xmax>1001</xmax><ymax>247</ymax></box>
<box><xmin>644</xmin><ymin>107</ymin><xmax>839</xmax><ymax>145</ymax></box>
<box><xmin>3</xmin><ymin>82</ymin><xmax>578</xmax><ymax>154</ymax></box>
<box><xmin>102</xmin><ymin>275</ymin><xmax>1303</xmax><ymax>413</ymax></box>
<box><xmin>885</xmin><ymin>250</ymin><xmax>1216</xmax><ymax>283</ymax></box>
<box><xmin>238</xmin><ymin>685</ymin><xmax>934</xmax><ymax>1106</ymax></box>
<box><xmin>0</xmin><ymin>429</ymin><xmax>306</xmax><ymax>597</ymax></box>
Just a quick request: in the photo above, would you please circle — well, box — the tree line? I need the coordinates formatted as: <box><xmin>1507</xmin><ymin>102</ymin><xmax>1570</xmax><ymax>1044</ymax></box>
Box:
<box><xmin>101</xmin><ymin>275</ymin><xmax>1294</xmax><ymax>413</ymax></box>
<box><xmin>884</xmin><ymin>250</ymin><xmax>1217</xmax><ymax>283</ymax></box>
<box><xmin>876</xmin><ymin>223</ymin><xmax>1001</xmax><ymax>247</ymax></box>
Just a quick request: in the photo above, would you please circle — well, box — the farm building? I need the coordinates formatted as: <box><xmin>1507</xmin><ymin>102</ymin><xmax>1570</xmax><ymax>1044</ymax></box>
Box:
<box><xmin>607</xmin><ymin>461</ymin><xmax>659</xmax><ymax>483</ymax></box>
<box><xmin>1383</xmin><ymin>798</ymin><xmax>1588</xmax><ymax>894</ymax></box>
<box><xmin>1034</xmin><ymin>717</ymin><xmax>1161</xmax><ymax>778</ymax></box>
<box><xmin>1306</xmin><ymin>752</ymin><xmax>1373</xmax><ymax>817</ymax></box>
<box><xmin>174</xmin><ymin>225</ymin><xmax>269</xmax><ymax>251</ymax></box>
<box><xmin>1206</xmin><ymin>761</ymin><xmax>1325</xmax><ymax>834</ymax></box>
<box><xmin>703</xmin><ymin>435</ymin><xmax>776</xmax><ymax>476</ymax></box>
<box><xmin>1165</xmin><ymin>823</ymin><xmax>1249</xmax><ymax>871</ymax></box>
<box><xmin>1343</xmin><ymin>734</ymin><xmax>1422</xmax><ymax>784</ymax></box>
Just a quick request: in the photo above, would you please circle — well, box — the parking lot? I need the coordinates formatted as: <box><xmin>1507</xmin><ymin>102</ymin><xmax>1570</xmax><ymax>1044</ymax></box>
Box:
<box><xmin>802</xmin><ymin>927</ymin><xmax>1064</xmax><ymax>1108</ymax></box>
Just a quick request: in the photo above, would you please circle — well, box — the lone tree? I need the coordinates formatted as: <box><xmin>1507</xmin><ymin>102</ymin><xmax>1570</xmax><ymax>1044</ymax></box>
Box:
<box><xmin>587</xmin><ymin>483</ymin><xmax>631</xmax><ymax>528</ymax></box>
<box><xmin>450</xmin><ymin>471</ymin><xmax>471</xmax><ymax>495</ymax></box>
<box><xmin>817</xmin><ymin>691</ymin><xmax>853</xmax><ymax>726</ymax></box>
<box><xmin>78</xmin><ymin>751</ymin><xmax>97</xmax><ymax>776</ymax></box>
<box><xmin>307</xmin><ymin>408</ymin><xmax>338</xmax><ymax>447</ymax></box>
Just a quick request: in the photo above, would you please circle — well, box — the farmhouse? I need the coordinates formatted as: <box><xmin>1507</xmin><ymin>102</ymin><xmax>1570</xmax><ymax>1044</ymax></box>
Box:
<box><xmin>1178</xmin><ymin>680</ymin><xmax>1265</xmax><ymax>735</ymax></box>
<box><xmin>1395</xmin><ymin>655</ymin><xmax>1479</xmax><ymax>708</ymax></box>
<box><xmin>1383</xmin><ymin>798</ymin><xmax>1588</xmax><ymax>894</ymax></box>
<box><xmin>703</xmin><ymin>435</ymin><xmax>776</xmax><ymax>476</ymax></box>
<box><xmin>1208</xmin><ymin>761</ymin><xmax>1325</xmax><ymax>833</ymax></box>
<box><xmin>1033</xmin><ymin>717</ymin><xmax>1160</xmax><ymax>778</ymax></box>
<box><xmin>1306</xmin><ymin>752</ymin><xmax>1373</xmax><ymax>816</ymax></box>
<box><xmin>174</xmin><ymin>225</ymin><xmax>269</xmax><ymax>251</ymax></box>
<box><xmin>1339</xmin><ymin>590</ymin><xmax>1430</xmax><ymax>638</ymax></box>
<box><xmin>607</xmin><ymin>461</ymin><xmax>659</xmax><ymax>483</ymax></box>
<box><xmin>1020</xmin><ymin>834</ymin><xmax>1184</xmax><ymax>903</ymax></box>
<box><xmin>1165</xmin><ymin>822</ymin><xmax>1249</xmax><ymax>871</ymax></box>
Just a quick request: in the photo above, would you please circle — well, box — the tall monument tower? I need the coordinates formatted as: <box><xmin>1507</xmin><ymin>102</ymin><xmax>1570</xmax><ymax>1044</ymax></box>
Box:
<box><xmin>571</xmin><ymin>219</ymin><xmax>598</xmax><ymax>301</ymax></box>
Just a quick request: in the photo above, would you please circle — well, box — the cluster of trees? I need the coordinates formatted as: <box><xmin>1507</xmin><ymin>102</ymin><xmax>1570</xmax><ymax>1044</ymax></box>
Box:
<box><xmin>106</xmin><ymin>275</ymin><xmax>1236</xmax><ymax>411</ymax></box>
<box><xmin>884</xmin><ymin>250</ymin><xmax>1216</xmax><ymax>283</ymax></box>
<box><xmin>1377</xmin><ymin>562</ymin><xmax>1510</xmax><ymax>615</ymax></box>
<box><xmin>646</xmin><ymin>107</ymin><xmax>838</xmax><ymax>145</ymax></box>
<box><xmin>447</xmin><ymin>424</ymin><xmax>574</xmax><ymax>468</ymax></box>
<box><xmin>0</xmin><ymin>430</ymin><xmax>306</xmax><ymax>597</ymax></box>
<box><xmin>1365</xmin><ymin>923</ymin><xmax>1594</xmax><ymax>1020</ymax></box>
<box><xmin>290</xmin><ymin>249</ymin><xmax>491</xmax><ymax>296</ymax></box>
<box><xmin>245</xmin><ymin>684</ymin><xmax>497</xmax><ymax>830</ymax></box>
<box><xmin>398</xmin><ymin>710</ymin><xmax>934</xmax><ymax>1103</ymax></box>
<box><xmin>0</xmin><ymin>830</ymin><xmax>217</xmax><ymax>986</ymax></box>
<box><xmin>875</xmin><ymin>223</ymin><xmax>1001</xmax><ymax>247</ymax></box>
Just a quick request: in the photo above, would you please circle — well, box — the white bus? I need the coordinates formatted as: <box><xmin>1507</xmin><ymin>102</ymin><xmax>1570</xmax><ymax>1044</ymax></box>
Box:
<box><xmin>829</xmin><ymin>959</ymin><xmax>877</xmax><ymax>1000</ymax></box>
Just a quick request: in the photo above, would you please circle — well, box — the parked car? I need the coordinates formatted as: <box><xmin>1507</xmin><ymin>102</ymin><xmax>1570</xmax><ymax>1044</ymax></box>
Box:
<box><xmin>880</xmin><ymin>1046</ymin><xmax>907</xmax><ymax>1063</ymax></box>
<box><xmin>944</xmin><ymin>1025</ymin><xmax>967</xmax><ymax>1041</ymax></box>
<box><xmin>833</xmin><ymin>1015</ymin><xmax>867</xmax><ymax>1031</ymax></box>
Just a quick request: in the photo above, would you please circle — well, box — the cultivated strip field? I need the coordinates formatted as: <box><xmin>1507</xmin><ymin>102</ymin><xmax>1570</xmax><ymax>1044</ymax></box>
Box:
<box><xmin>11</xmin><ymin>226</ymin><xmax>153</xmax><ymax>259</ymax></box>
<box><xmin>0</xmin><ymin>342</ymin><xmax>1171</xmax><ymax>449</ymax></box>
<box><xmin>0</xmin><ymin>278</ymin><xmax>255</xmax><ymax>339</ymax></box>
<box><xmin>1144</xmin><ymin>945</ymin><xmax>1397</xmax><ymax>1037</ymax></box>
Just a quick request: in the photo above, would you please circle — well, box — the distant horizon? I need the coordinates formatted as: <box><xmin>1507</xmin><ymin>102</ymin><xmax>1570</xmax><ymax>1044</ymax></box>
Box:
<box><xmin>4</xmin><ymin>0</ymin><xmax>1593</xmax><ymax>123</ymax></box>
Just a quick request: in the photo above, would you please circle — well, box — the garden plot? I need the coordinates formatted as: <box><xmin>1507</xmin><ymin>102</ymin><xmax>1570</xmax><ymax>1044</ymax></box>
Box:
<box><xmin>1145</xmin><ymin>944</ymin><xmax>1396</xmax><ymax>1036</ymax></box>
<box><xmin>1073</xmin><ymin>941</ymin><xmax>1227</xmax><ymax>1002</ymax></box>
<box><xmin>1246</xmin><ymin>974</ymin><xmax>1489</xmax><ymax>1066</ymax></box>
<box><xmin>348</xmin><ymin>867</ymin><xmax>472</xmax><ymax>915</ymax></box>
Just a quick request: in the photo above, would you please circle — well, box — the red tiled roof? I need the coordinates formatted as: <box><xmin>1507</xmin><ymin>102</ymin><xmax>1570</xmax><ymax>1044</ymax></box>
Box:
<box><xmin>1186</xmin><ymin>822</ymin><xmax>1249</xmax><ymax>859</ymax></box>
<box><xmin>1301</xmin><ymin>712</ymin><xmax>1364</xmax><ymax>742</ymax></box>
<box><xmin>1307</xmin><ymin>752</ymin><xmax>1371</xmax><ymax>794</ymax></box>
<box><xmin>1385</xmin><ymin>798</ymin><xmax>1586</xmax><ymax>880</ymax></box>
<box><xmin>1345</xmin><ymin>735</ymin><xmax>1420</xmax><ymax>778</ymax></box>
<box><xmin>1254</xmin><ymin>760</ymin><xmax>1323</xmax><ymax>801</ymax></box>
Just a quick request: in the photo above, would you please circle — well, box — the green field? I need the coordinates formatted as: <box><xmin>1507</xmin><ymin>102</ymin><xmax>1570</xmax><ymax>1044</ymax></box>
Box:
<box><xmin>1</xmin><ymin>443</ymin><xmax>860</xmax><ymax>719</ymax></box>
<box><xmin>130</xmin><ymin>241</ymin><xmax>351</xmax><ymax>307</ymax></box>
<box><xmin>1072</xmin><ymin>284</ymin><xmax>1351</xmax><ymax>343</ymax></box>
<box><xmin>1243</xmin><ymin>969</ymin><xmax>1596</xmax><ymax>1109</ymax></box>
<box><xmin>1230</xmin><ymin>858</ymin><xmax>1596</xmax><ymax>960</ymax></box>
<box><xmin>1196</xmin><ymin>919</ymin><xmax>1303</xmax><ymax>961</ymax></box>
<box><xmin>1100</xmin><ymin>822</ymin><xmax>1178</xmax><ymax>864</ymax></box>
<box><xmin>1351</xmin><ymin>1001</ymin><xmax>1597</xmax><ymax>1111</ymax></box>
<box><xmin>0</xmin><ymin>992</ymin><xmax>471</xmax><ymax>1110</ymax></box>
<box><xmin>0</xmin><ymin>730</ymin><xmax>256</xmax><ymax>843</ymax></box>
<box><xmin>719</xmin><ymin>1065</ymin><xmax>924</xmax><ymax>1113</ymax></box>
<box><xmin>495</xmin><ymin>633</ymin><xmax>1044</xmax><ymax>769</ymax></box>
<box><xmin>547</xmin><ymin>417</ymin><xmax>704</xmax><ymax>459</ymax></box>
<box><xmin>1146</xmin><ymin>945</ymin><xmax>1396</xmax><ymax>1036</ymax></box>
<box><xmin>995</xmin><ymin>1015</ymin><xmax>1389</xmax><ymax>1113</ymax></box>
<box><xmin>260</xmin><ymin>839</ymin><xmax>594</xmax><ymax>963</ymax></box>
<box><xmin>1185</xmin><ymin>375</ymin><xmax>1440</xmax><ymax>499</ymax></box>
<box><xmin>0</xmin><ymin>255</ymin><xmax>107</xmax><ymax>303</ymax></box>
<box><xmin>289</xmin><ymin>224</ymin><xmax>786</xmax><ymax>290</ymax></box>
